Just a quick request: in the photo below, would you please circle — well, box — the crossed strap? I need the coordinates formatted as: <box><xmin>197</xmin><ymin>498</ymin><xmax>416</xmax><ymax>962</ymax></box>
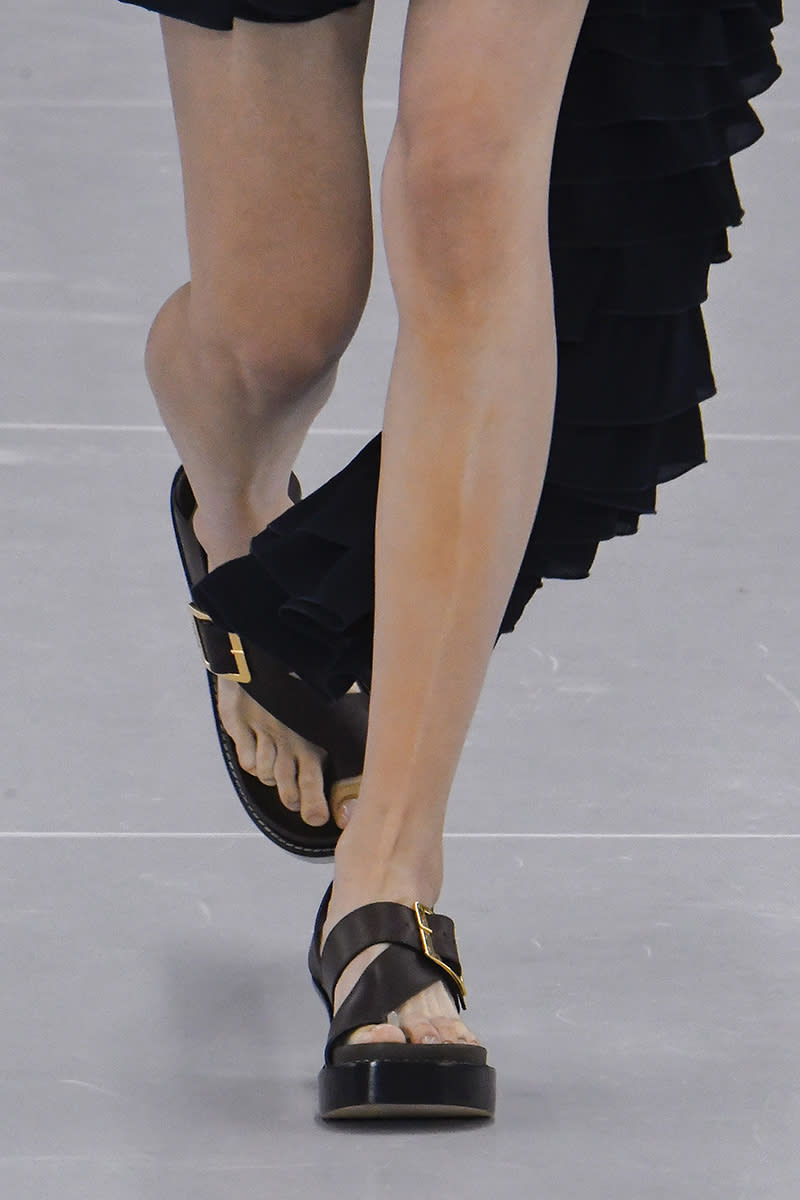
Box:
<box><xmin>309</xmin><ymin>885</ymin><xmax>467</xmax><ymax>1063</ymax></box>
<box><xmin>187</xmin><ymin>604</ymin><xmax>367</xmax><ymax>776</ymax></box>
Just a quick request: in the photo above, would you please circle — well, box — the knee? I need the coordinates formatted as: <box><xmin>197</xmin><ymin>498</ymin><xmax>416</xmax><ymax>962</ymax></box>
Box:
<box><xmin>381</xmin><ymin>116</ymin><xmax>549</xmax><ymax>294</ymax></box>
<box><xmin>207</xmin><ymin>272</ymin><xmax>368</xmax><ymax>394</ymax></box>
<box><xmin>147</xmin><ymin>260</ymin><xmax>369</xmax><ymax>405</ymax></box>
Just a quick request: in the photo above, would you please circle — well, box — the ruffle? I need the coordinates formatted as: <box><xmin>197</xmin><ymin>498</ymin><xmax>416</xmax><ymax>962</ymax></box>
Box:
<box><xmin>194</xmin><ymin>0</ymin><xmax>784</xmax><ymax>701</ymax></box>
<box><xmin>194</xmin><ymin>437</ymin><xmax>380</xmax><ymax>698</ymax></box>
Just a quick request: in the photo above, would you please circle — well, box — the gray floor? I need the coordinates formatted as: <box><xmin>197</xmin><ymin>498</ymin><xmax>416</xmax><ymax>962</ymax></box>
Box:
<box><xmin>2</xmin><ymin>3</ymin><xmax>799</xmax><ymax>1197</ymax></box>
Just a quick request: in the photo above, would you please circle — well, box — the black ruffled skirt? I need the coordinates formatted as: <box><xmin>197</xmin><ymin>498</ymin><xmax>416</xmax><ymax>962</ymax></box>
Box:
<box><xmin>190</xmin><ymin>0</ymin><xmax>785</xmax><ymax>701</ymax></box>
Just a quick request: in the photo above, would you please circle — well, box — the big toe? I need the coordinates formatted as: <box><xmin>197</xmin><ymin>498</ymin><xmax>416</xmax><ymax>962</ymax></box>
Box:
<box><xmin>347</xmin><ymin>1023</ymin><xmax>407</xmax><ymax>1046</ymax></box>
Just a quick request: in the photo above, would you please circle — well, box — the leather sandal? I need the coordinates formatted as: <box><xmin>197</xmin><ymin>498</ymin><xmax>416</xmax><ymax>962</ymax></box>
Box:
<box><xmin>308</xmin><ymin>884</ymin><xmax>496</xmax><ymax>1119</ymax></box>
<box><xmin>169</xmin><ymin>466</ymin><xmax>368</xmax><ymax>859</ymax></box>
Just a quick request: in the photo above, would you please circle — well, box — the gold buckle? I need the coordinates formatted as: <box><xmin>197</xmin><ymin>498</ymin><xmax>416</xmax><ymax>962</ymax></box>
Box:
<box><xmin>189</xmin><ymin>604</ymin><xmax>252</xmax><ymax>685</ymax></box>
<box><xmin>414</xmin><ymin>902</ymin><xmax>466</xmax><ymax>1002</ymax></box>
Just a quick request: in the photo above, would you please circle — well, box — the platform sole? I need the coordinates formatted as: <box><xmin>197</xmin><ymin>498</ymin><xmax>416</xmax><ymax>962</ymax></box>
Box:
<box><xmin>319</xmin><ymin>1059</ymin><xmax>496</xmax><ymax>1121</ymax></box>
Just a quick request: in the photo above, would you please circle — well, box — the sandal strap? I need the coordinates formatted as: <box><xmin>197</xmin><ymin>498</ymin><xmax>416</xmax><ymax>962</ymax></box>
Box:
<box><xmin>324</xmin><ymin>942</ymin><xmax>459</xmax><ymax>1062</ymax></box>
<box><xmin>308</xmin><ymin>883</ymin><xmax>333</xmax><ymax>1001</ymax></box>
<box><xmin>187</xmin><ymin>605</ymin><xmax>367</xmax><ymax>777</ymax></box>
<box><xmin>309</xmin><ymin>890</ymin><xmax>467</xmax><ymax>1060</ymax></box>
<box><xmin>319</xmin><ymin>901</ymin><xmax>463</xmax><ymax>1004</ymax></box>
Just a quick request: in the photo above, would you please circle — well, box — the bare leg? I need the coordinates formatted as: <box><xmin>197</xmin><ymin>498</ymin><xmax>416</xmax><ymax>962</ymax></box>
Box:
<box><xmin>323</xmin><ymin>0</ymin><xmax>590</xmax><ymax>1046</ymax></box>
<box><xmin>145</xmin><ymin>10</ymin><xmax>374</xmax><ymax>826</ymax></box>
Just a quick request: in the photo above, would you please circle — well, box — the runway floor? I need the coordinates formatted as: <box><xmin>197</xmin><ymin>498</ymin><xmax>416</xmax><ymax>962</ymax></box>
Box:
<box><xmin>2</xmin><ymin>3</ymin><xmax>798</xmax><ymax>1197</ymax></box>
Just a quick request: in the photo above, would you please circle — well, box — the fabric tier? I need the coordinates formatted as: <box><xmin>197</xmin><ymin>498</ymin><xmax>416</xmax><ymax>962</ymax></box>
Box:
<box><xmin>193</xmin><ymin>0</ymin><xmax>784</xmax><ymax>701</ymax></box>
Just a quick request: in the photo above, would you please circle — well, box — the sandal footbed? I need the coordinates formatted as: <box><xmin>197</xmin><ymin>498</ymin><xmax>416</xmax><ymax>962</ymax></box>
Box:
<box><xmin>330</xmin><ymin>1040</ymin><xmax>487</xmax><ymax>1066</ymax></box>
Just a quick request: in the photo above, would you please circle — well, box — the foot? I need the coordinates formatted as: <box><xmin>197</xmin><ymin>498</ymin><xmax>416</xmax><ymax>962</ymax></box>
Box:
<box><xmin>321</xmin><ymin>876</ymin><xmax>481</xmax><ymax>1049</ymax></box>
<box><xmin>216</xmin><ymin>679</ymin><xmax>334</xmax><ymax>827</ymax></box>
<box><xmin>194</xmin><ymin>498</ymin><xmax>347</xmax><ymax>831</ymax></box>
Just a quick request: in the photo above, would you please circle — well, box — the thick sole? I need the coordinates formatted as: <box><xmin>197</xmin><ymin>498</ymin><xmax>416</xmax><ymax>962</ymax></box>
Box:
<box><xmin>319</xmin><ymin>1059</ymin><xmax>496</xmax><ymax>1121</ymax></box>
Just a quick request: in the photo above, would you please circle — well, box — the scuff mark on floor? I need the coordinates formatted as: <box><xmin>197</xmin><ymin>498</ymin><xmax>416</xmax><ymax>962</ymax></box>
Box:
<box><xmin>764</xmin><ymin>674</ymin><xmax>800</xmax><ymax>715</ymax></box>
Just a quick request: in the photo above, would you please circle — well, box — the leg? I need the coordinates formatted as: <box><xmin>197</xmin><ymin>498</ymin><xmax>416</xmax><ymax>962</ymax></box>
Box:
<box><xmin>145</xmin><ymin>9</ymin><xmax>374</xmax><ymax>825</ymax></box>
<box><xmin>323</xmin><ymin>0</ymin><xmax>589</xmax><ymax>1045</ymax></box>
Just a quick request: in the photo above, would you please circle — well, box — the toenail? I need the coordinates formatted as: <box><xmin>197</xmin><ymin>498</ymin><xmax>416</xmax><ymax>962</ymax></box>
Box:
<box><xmin>422</xmin><ymin>1035</ymin><xmax>441</xmax><ymax>1044</ymax></box>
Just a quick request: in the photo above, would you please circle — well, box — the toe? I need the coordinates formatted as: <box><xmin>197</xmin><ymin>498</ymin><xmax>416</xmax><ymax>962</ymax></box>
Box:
<box><xmin>255</xmin><ymin>733</ymin><xmax>277</xmax><ymax>786</ymax></box>
<box><xmin>232</xmin><ymin>726</ymin><xmax>258</xmax><ymax>776</ymax></box>
<box><xmin>428</xmin><ymin>1016</ymin><xmax>480</xmax><ymax>1045</ymax></box>
<box><xmin>217</xmin><ymin>688</ymin><xmax>258</xmax><ymax>775</ymax></box>
<box><xmin>348</xmin><ymin>1024</ymin><xmax>406</xmax><ymax>1046</ymax></box>
<box><xmin>330</xmin><ymin>780</ymin><xmax>359</xmax><ymax>830</ymax></box>
<box><xmin>402</xmin><ymin>1018</ymin><xmax>444</xmax><ymax>1045</ymax></box>
<box><xmin>332</xmin><ymin>801</ymin><xmax>352</xmax><ymax>831</ymax></box>
<box><xmin>297</xmin><ymin>754</ymin><xmax>329</xmax><ymax>827</ymax></box>
<box><xmin>273</xmin><ymin>746</ymin><xmax>300</xmax><ymax>812</ymax></box>
<box><xmin>394</xmin><ymin>982</ymin><xmax>480</xmax><ymax>1046</ymax></box>
<box><xmin>403</xmin><ymin>1015</ymin><xmax>479</xmax><ymax>1045</ymax></box>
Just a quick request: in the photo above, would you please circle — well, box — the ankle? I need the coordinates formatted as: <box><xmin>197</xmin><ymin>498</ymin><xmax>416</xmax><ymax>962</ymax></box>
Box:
<box><xmin>147</xmin><ymin>283</ymin><xmax>340</xmax><ymax>429</ymax></box>
<box><xmin>330</xmin><ymin>822</ymin><xmax>444</xmax><ymax>918</ymax></box>
<box><xmin>193</xmin><ymin>488</ymin><xmax>293</xmax><ymax>570</ymax></box>
<box><xmin>170</xmin><ymin>442</ymin><xmax>317</xmax><ymax>570</ymax></box>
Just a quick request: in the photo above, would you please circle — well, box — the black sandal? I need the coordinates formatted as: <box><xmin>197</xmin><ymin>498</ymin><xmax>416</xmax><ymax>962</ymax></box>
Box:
<box><xmin>308</xmin><ymin>884</ymin><xmax>496</xmax><ymax>1120</ymax></box>
<box><xmin>169</xmin><ymin>467</ymin><xmax>369</xmax><ymax>860</ymax></box>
